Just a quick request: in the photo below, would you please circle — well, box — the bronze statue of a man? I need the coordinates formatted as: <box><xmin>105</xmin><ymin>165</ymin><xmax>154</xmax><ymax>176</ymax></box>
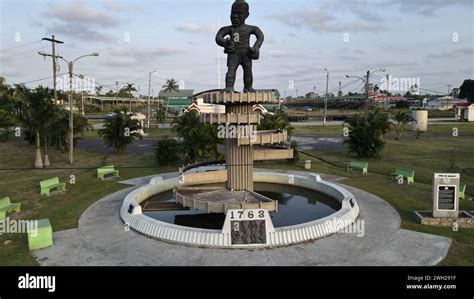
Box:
<box><xmin>216</xmin><ymin>0</ymin><xmax>264</xmax><ymax>93</ymax></box>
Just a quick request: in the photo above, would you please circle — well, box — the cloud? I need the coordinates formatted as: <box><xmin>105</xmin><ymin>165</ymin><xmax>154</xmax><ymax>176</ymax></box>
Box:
<box><xmin>426</xmin><ymin>48</ymin><xmax>474</xmax><ymax>59</ymax></box>
<box><xmin>102</xmin><ymin>1</ymin><xmax>144</xmax><ymax>13</ymax></box>
<box><xmin>396</xmin><ymin>0</ymin><xmax>472</xmax><ymax>16</ymax></box>
<box><xmin>47</xmin><ymin>0</ymin><xmax>120</xmax><ymax>28</ymax></box>
<box><xmin>108</xmin><ymin>46</ymin><xmax>185</xmax><ymax>57</ymax></box>
<box><xmin>268</xmin><ymin>8</ymin><xmax>386</xmax><ymax>33</ymax></box>
<box><xmin>101</xmin><ymin>45</ymin><xmax>186</xmax><ymax>68</ymax></box>
<box><xmin>174</xmin><ymin>23</ymin><xmax>216</xmax><ymax>34</ymax></box>
<box><xmin>46</xmin><ymin>22</ymin><xmax>115</xmax><ymax>43</ymax></box>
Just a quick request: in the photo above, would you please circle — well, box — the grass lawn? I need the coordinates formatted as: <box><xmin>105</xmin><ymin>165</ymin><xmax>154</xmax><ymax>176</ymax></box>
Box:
<box><xmin>81</xmin><ymin>127</ymin><xmax>176</xmax><ymax>138</ymax></box>
<box><xmin>300</xmin><ymin>122</ymin><xmax>474</xmax><ymax>266</ymax></box>
<box><xmin>293</xmin><ymin>124</ymin><xmax>347</xmax><ymax>136</ymax></box>
<box><xmin>0</xmin><ymin>139</ymin><xmax>175</xmax><ymax>265</ymax></box>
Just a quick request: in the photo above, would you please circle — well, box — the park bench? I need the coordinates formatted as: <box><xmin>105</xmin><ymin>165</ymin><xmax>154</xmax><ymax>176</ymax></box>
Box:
<box><xmin>97</xmin><ymin>165</ymin><xmax>120</xmax><ymax>180</ymax></box>
<box><xmin>391</xmin><ymin>168</ymin><xmax>415</xmax><ymax>184</ymax></box>
<box><xmin>27</xmin><ymin>218</ymin><xmax>53</xmax><ymax>250</ymax></box>
<box><xmin>347</xmin><ymin>161</ymin><xmax>368</xmax><ymax>174</ymax></box>
<box><xmin>0</xmin><ymin>196</ymin><xmax>21</xmax><ymax>220</ymax></box>
<box><xmin>40</xmin><ymin>177</ymin><xmax>66</xmax><ymax>196</ymax></box>
<box><xmin>459</xmin><ymin>184</ymin><xmax>466</xmax><ymax>200</ymax></box>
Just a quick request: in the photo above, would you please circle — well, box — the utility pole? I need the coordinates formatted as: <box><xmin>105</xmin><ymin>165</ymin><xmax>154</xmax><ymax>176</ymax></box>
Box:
<box><xmin>365</xmin><ymin>70</ymin><xmax>370</xmax><ymax>118</ymax></box>
<box><xmin>147</xmin><ymin>70</ymin><xmax>156</xmax><ymax>130</ymax></box>
<box><xmin>217</xmin><ymin>17</ymin><xmax>221</xmax><ymax>89</ymax></box>
<box><xmin>38</xmin><ymin>52</ymin><xmax>99</xmax><ymax>165</ymax></box>
<box><xmin>115</xmin><ymin>81</ymin><xmax>119</xmax><ymax>107</ymax></box>
<box><xmin>41</xmin><ymin>35</ymin><xmax>63</xmax><ymax>105</ymax></box>
<box><xmin>446</xmin><ymin>84</ymin><xmax>452</xmax><ymax>109</ymax></box>
<box><xmin>323</xmin><ymin>68</ymin><xmax>329</xmax><ymax>126</ymax></box>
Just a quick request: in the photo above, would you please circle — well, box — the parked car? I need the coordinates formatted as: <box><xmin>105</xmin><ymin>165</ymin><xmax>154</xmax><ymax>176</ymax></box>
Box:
<box><xmin>106</xmin><ymin>112</ymin><xmax>117</xmax><ymax>119</ymax></box>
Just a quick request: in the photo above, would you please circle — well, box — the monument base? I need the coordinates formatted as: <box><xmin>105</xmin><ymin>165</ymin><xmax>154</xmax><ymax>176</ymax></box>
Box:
<box><xmin>413</xmin><ymin>210</ymin><xmax>474</xmax><ymax>228</ymax></box>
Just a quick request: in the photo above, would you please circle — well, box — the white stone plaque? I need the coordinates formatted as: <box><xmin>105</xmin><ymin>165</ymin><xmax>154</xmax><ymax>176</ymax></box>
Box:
<box><xmin>432</xmin><ymin>173</ymin><xmax>459</xmax><ymax>218</ymax></box>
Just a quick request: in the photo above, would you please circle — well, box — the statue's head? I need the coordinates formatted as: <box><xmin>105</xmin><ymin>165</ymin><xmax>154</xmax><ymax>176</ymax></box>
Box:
<box><xmin>230</xmin><ymin>0</ymin><xmax>249</xmax><ymax>27</ymax></box>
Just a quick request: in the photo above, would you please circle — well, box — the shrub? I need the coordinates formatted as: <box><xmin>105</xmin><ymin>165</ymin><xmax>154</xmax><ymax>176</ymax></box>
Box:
<box><xmin>344</xmin><ymin>109</ymin><xmax>390</xmax><ymax>158</ymax></box>
<box><xmin>154</xmin><ymin>137</ymin><xmax>180</xmax><ymax>166</ymax></box>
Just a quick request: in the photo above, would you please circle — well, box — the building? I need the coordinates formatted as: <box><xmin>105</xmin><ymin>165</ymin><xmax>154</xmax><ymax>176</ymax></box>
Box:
<box><xmin>455</xmin><ymin>103</ymin><xmax>474</xmax><ymax>121</ymax></box>
<box><xmin>158</xmin><ymin>89</ymin><xmax>194</xmax><ymax>113</ymax></box>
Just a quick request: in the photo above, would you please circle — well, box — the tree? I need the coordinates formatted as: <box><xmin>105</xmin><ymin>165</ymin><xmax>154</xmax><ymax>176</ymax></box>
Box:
<box><xmin>258</xmin><ymin>109</ymin><xmax>294</xmax><ymax>137</ymax></box>
<box><xmin>389</xmin><ymin>111</ymin><xmax>414</xmax><ymax>140</ymax></box>
<box><xmin>162</xmin><ymin>79</ymin><xmax>179</xmax><ymax>118</ymax></box>
<box><xmin>156</xmin><ymin>107</ymin><xmax>166</xmax><ymax>123</ymax></box>
<box><xmin>459</xmin><ymin>79</ymin><xmax>474</xmax><ymax>103</ymax></box>
<box><xmin>17</xmin><ymin>86</ymin><xmax>56</xmax><ymax>168</ymax></box>
<box><xmin>0</xmin><ymin>82</ymin><xmax>17</xmax><ymax>142</ymax></box>
<box><xmin>95</xmin><ymin>85</ymin><xmax>103</xmax><ymax>96</ymax></box>
<box><xmin>344</xmin><ymin>109</ymin><xmax>391</xmax><ymax>158</ymax></box>
<box><xmin>98</xmin><ymin>111</ymin><xmax>142</xmax><ymax>154</ymax></box>
<box><xmin>172</xmin><ymin>111</ymin><xmax>219</xmax><ymax>163</ymax></box>
<box><xmin>154</xmin><ymin>137</ymin><xmax>180</xmax><ymax>166</ymax></box>
<box><xmin>368</xmin><ymin>108</ymin><xmax>391</xmax><ymax>139</ymax></box>
<box><xmin>123</xmin><ymin>83</ymin><xmax>137</xmax><ymax>111</ymax></box>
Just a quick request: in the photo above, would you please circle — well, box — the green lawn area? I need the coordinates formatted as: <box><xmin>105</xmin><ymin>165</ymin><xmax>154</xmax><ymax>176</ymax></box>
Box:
<box><xmin>0</xmin><ymin>121</ymin><xmax>473</xmax><ymax>266</ymax></box>
<box><xmin>0</xmin><ymin>140</ymin><xmax>175</xmax><ymax>266</ymax></box>
<box><xmin>299</xmin><ymin>122</ymin><xmax>474</xmax><ymax>266</ymax></box>
<box><xmin>293</xmin><ymin>124</ymin><xmax>347</xmax><ymax>136</ymax></box>
<box><xmin>81</xmin><ymin>127</ymin><xmax>176</xmax><ymax>138</ymax></box>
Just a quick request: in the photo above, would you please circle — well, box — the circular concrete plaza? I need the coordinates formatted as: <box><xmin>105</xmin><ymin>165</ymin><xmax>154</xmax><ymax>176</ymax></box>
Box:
<box><xmin>33</xmin><ymin>170</ymin><xmax>451</xmax><ymax>266</ymax></box>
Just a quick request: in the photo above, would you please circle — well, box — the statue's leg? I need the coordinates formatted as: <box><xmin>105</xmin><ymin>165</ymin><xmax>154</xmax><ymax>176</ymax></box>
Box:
<box><xmin>242</xmin><ymin>56</ymin><xmax>254</xmax><ymax>92</ymax></box>
<box><xmin>225</xmin><ymin>54</ymin><xmax>239</xmax><ymax>92</ymax></box>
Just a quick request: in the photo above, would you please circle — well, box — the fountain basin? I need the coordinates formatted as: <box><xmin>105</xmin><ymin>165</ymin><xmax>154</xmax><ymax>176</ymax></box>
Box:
<box><xmin>120</xmin><ymin>171</ymin><xmax>359</xmax><ymax>248</ymax></box>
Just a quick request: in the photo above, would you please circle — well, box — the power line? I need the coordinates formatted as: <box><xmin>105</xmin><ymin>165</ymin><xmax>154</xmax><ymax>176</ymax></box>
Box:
<box><xmin>0</xmin><ymin>40</ymin><xmax>42</xmax><ymax>52</ymax></box>
<box><xmin>17</xmin><ymin>73</ymin><xmax>67</xmax><ymax>85</ymax></box>
<box><xmin>0</xmin><ymin>46</ymin><xmax>48</xmax><ymax>60</ymax></box>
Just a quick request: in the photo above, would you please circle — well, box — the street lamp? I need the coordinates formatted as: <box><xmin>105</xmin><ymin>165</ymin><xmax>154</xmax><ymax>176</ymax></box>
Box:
<box><xmin>147</xmin><ymin>70</ymin><xmax>157</xmax><ymax>130</ymax></box>
<box><xmin>59</xmin><ymin>53</ymin><xmax>99</xmax><ymax>165</ymax></box>
<box><xmin>323</xmin><ymin>68</ymin><xmax>329</xmax><ymax>127</ymax></box>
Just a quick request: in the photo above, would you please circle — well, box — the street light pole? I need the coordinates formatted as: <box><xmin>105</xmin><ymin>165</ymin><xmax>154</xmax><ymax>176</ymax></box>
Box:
<box><xmin>57</xmin><ymin>53</ymin><xmax>99</xmax><ymax>165</ymax></box>
<box><xmin>67</xmin><ymin>62</ymin><xmax>74</xmax><ymax>164</ymax></box>
<box><xmin>323</xmin><ymin>68</ymin><xmax>329</xmax><ymax>127</ymax></box>
<box><xmin>365</xmin><ymin>70</ymin><xmax>370</xmax><ymax>118</ymax></box>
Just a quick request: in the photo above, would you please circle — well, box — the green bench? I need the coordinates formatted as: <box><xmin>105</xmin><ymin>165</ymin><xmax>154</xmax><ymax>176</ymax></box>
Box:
<box><xmin>40</xmin><ymin>177</ymin><xmax>66</xmax><ymax>196</ymax></box>
<box><xmin>0</xmin><ymin>196</ymin><xmax>21</xmax><ymax>220</ymax></box>
<box><xmin>459</xmin><ymin>184</ymin><xmax>466</xmax><ymax>200</ymax></box>
<box><xmin>391</xmin><ymin>168</ymin><xmax>415</xmax><ymax>184</ymax></box>
<box><xmin>27</xmin><ymin>218</ymin><xmax>53</xmax><ymax>250</ymax></box>
<box><xmin>97</xmin><ymin>165</ymin><xmax>119</xmax><ymax>180</ymax></box>
<box><xmin>347</xmin><ymin>161</ymin><xmax>368</xmax><ymax>174</ymax></box>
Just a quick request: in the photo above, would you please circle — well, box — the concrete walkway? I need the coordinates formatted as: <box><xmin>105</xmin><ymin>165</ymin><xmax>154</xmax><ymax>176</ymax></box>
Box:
<box><xmin>33</xmin><ymin>172</ymin><xmax>451</xmax><ymax>266</ymax></box>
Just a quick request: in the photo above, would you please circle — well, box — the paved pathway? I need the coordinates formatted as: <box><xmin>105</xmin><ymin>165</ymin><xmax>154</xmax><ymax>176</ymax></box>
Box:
<box><xmin>33</xmin><ymin>171</ymin><xmax>451</xmax><ymax>266</ymax></box>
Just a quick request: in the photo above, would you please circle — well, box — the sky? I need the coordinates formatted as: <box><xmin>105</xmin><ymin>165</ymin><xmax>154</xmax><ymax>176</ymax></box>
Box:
<box><xmin>0</xmin><ymin>0</ymin><xmax>473</xmax><ymax>97</ymax></box>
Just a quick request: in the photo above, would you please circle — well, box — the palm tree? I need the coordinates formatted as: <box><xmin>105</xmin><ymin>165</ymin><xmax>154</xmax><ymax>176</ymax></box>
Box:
<box><xmin>123</xmin><ymin>83</ymin><xmax>137</xmax><ymax>112</ymax></box>
<box><xmin>163</xmin><ymin>79</ymin><xmax>179</xmax><ymax>118</ymax></box>
<box><xmin>258</xmin><ymin>109</ymin><xmax>294</xmax><ymax>137</ymax></box>
<box><xmin>98</xmin><ymin>111</ymin><xmax>142</xmax><ymax>154</ymax></box>
<box><xmin>95</xmin><ymin>85</ymin><xmax>103</xmax><ymax>96</ymax></box>
<box><xmin>172</xmin><ymin>111</ymin><xmax>219</xmax><ymax>163</ymax></box>
<box><xmin>389</xmin><ymin>111</ymin><xmax>414</xmax><ymax>140</ymax></box>
<box><xmin>17</xmin><ymin>86</ymin><xmax>55</xmax><ymax>168</ymax></box>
